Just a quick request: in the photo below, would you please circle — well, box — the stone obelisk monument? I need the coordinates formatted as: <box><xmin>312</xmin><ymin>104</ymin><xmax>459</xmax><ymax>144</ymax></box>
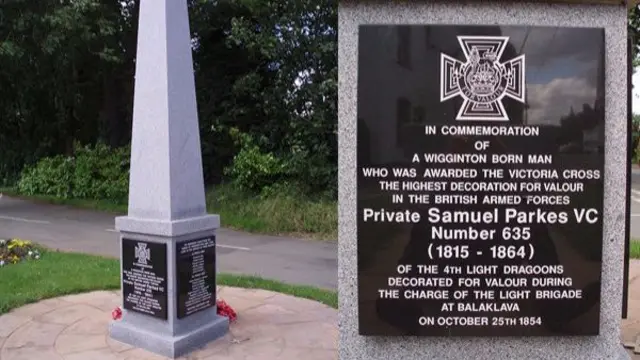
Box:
<box><xmin>109</xmin><ymin>0</ymin><xmax>229</xmax><ymax>358</ymax></box>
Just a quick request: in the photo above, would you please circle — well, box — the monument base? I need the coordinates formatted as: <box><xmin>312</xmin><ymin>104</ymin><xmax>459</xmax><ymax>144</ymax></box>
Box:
<box><xmin>112</xmin><ymin>216</ymin><xmax>229</xmax><ymax>359</ymax></box>
<box><xmin>109</xmin><ymin>314</ymin><xmax>229</xmax><ymax>358</ymax></box>
<box><xmin>618</xmin><ymin>346</ymin><xmax>632</xmax><ymax>360</ymax></box>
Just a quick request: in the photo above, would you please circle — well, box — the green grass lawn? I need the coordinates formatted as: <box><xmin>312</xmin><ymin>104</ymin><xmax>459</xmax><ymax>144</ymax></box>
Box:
<box><xmin>0</xmin><ymin>184</ymin><xmax>337</xmax><ymax>241</ymax></box>
<box><xmin>631</xmin><ymin>241</ymin><xmax>640</xmax><ymax>259</ymax></box>
<box><xmin>0</xmin><ymin>249</ymin><xmax>337</xmax><ymax>316</ymax></box>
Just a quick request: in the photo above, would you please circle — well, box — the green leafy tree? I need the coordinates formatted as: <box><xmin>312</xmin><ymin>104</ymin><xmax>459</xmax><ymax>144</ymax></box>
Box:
<box><xmin>0</xmin><ymin>0</ymin><xmax>132</xmax><ymax>184</ymax></box>
<box><xmin>631</xmin><ymin>4</ymin><xmax>640</xmax><ymax>68</ymax></box>
<box><xmin>223</xmin><ymin>0</ymin><xmax>338</xmax><ymax>195</ymax></box>
<box><xmin>0</xmin><ymin>0</ymin><xmax>339</xmax><ymax>198</ymax></box>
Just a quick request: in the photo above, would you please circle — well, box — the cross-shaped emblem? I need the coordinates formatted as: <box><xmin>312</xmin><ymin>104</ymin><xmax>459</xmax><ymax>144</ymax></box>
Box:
<box><xmin>134</xmin><ymin>243</ymin><xmax>151</xmax><ymax>265</ymax></box>
<box><xmin>440</xmin><ymin>36</ymin><xmax>526</xmax><ymax>121</ymax></box>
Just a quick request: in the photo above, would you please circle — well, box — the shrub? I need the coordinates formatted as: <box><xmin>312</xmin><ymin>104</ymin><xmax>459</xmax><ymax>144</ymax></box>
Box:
<box><xmin>223</xmin><ymin>128</ymin><xmax>336</xmax><ymax>198</ymax></box>
<box><xmin>17</xmin><ymin>155</ymin><xmax>74</xmax><ymax>198</ymax></box>
<box><xmin>280</xmin><ymin>146</ymin><xmax>337</xmax><ymax>199</ymax></box>
<box><xmin>17</xmin><ymin>143</ymin><xmax>130</xmax><ymax>202</ymax></box>
<box><xmin>71</xmin><ymin>143</ymin><xmax>130</xmax><ymax>201</ymax></box>
<box><xmin>224</xmin><ymin>130</ymin><xmax>288</xmax><ymax>193</ymax></box>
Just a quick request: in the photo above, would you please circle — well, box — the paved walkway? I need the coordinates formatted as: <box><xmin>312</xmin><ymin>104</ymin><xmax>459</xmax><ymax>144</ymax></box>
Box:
<box><xmin>5</xmin><ymin>275</ymin><xmax>640</xmax><ymax>358</ymax></box>
<box><xmin>0</xmin><ymin>196</ymin><xmax>337</xmax><ymax>289</ymax></box>
<box><xmin>0</xmin><ymin>287</ymin><xmax>337</xmax><ymax>360</ymax></box>
<box><xmin>623</xmin><ymin>260</ymin><xmax>640</xmax><ymax>358</ymax></box>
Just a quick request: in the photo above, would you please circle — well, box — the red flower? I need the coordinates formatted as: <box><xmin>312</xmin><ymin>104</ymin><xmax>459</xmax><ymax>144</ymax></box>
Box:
<box><xmin>112</xmin><ymin>307</ymin><xmax>122</xmax><ymax>321</ymax></box>
<box><xmin>216</xmin><ymin>299</ymin><xmax>237</xmax><ymax>322</ymax></box>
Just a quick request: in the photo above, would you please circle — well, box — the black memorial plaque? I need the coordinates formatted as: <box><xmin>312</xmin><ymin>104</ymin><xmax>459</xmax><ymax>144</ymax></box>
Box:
<box><xmin>357</xmin><ymin>25</ymin><xmax>605</xmax><ymax>337</ymax></box>
<box><xmin>176</xmin><ymin>236</ymin><xmax>216</xmax><ymax>319</ymax></box>
<box><xmin>122</xmin><ymin>239</ymin><xmax>168</xmax><ymax>319</ymax></box>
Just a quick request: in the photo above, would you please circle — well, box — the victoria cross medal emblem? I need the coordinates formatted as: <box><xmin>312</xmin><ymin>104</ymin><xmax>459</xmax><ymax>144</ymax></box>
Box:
<box><xmin>440</xmin><ymin>36</ymin><xmax>525</xmax><ymax>121</ymax></box>
<box><xmin>134</xmin><ymin>242</ymin><xmax>151</xmax><ymax>265</ymax></box>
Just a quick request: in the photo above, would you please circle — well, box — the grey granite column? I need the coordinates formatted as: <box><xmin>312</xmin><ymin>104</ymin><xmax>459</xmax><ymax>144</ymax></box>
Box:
<box><xmin>108</xmin><ymin>0</ymin><xmax>229</xmax><ymax>358</ymax></box>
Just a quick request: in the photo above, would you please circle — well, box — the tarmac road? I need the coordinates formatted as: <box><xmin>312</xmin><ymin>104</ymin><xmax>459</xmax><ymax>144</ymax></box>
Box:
<box><xmin>0</xmin><ymin>196</ymin><xmax>337</xmax><ymax>290</ymax></box>
<box><xmin>630</xmin><ymin>168</ymin><xmax>640</xmax><ymax>239</ymax></box>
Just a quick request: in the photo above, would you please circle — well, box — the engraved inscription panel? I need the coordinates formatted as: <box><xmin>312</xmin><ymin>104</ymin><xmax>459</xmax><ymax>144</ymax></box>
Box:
<box><xmin>357</xmin><ymin>25</ymin><xmax>605</xmax><ymax>336</ymax></box>
<box><xmin>176</xmin><ymin>236</ymin><xmax>217</xmax><ymax>319</ymax></box>
<box><xmin>122</xmin><ymin>239</ymin><xmax>168</xmax><ymax>319</ymax></box>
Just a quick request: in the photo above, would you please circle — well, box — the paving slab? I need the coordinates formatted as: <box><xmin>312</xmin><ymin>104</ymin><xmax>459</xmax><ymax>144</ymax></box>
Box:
<box><xmin>0</xmin><ymin>287</ymin><xmax>337</xmax><ymax>360</ymax></box>
<box><xmin>622</xmin><ymin>260</ymin><xmax>640</xmax><ymax>358</ymax></box>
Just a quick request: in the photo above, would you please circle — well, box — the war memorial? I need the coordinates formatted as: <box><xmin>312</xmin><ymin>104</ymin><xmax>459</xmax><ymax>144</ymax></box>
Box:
<box><xmin>107</xmin><ymin>0</ymin><xmax>228</xmax><ymax>357</ymax></box>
